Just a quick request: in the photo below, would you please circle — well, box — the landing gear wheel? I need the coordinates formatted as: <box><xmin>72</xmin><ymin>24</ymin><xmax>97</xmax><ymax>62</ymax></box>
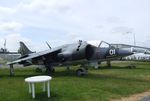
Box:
<box><xmin>76</xmin><ymin>68</ymin><xmax>87</xmax><ymax>76</ymax></box>
<box><xmin>98</xmin><ymin>66</ymin><xmax>101</xmax><ymax>69</ymax></box>
<box><xmin>46</xmin><ymin>66</ymin><xmax>55</xmax><ymax>75</ymax></box>
<box><xmin>51</xmin><ymin>68</ymin><xmax>55</xmax><ymax>73</ymax></box>
<box><xmin>76</xmin><ymin>69</ymin><xmax>83</xmax><ymax>76</ymax></box>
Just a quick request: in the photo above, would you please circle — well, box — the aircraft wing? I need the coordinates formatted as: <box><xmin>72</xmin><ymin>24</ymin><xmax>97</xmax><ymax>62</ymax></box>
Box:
<box><xmin>7</xmin><ymin>48</ymin><xmax>61</xmax><ymax>65</ymax></box>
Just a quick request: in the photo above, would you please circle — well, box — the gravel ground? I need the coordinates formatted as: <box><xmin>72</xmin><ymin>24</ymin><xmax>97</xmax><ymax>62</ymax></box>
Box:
<box><xmin>111</xmin><ymin>90</ymin><xmax>150</xmax><ymax>101</ymax></box>
<box><xmin>140</xmin><ymin>96</ymin><xmax>150</xmax><ymax>101</ymax></box>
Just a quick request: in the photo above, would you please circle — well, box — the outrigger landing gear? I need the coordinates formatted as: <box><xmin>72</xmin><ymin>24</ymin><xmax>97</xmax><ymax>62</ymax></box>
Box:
<box><xmin>66</xmin><ymin>66</ymin><xmax>70</xmax><ymax>71</ymax></box>
<box><xmin>46</xmin><ymin>65</ymin><xmax>55</xmax><ymax>75</ymax></box>
<box><xmin>76</xmin><ymin>68</ymin><xmax>88</xmax><ymax>76</ymax></box>
<box><xmin>9</xmin><ymin>64</ymin><xmax>14</xmax><ymax>76</ymax></box>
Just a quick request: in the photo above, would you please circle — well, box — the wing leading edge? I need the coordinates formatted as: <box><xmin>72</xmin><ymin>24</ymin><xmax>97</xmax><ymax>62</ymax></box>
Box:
<box><xmin>7</xmin><ymin>47</ymin><xmax>61</xmax><ymax>65</ymax></box>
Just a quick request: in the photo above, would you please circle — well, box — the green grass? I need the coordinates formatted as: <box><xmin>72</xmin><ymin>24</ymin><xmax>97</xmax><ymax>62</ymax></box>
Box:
<box><xmin>0</xmin><ymin>61</ymin><xmax>150</xmax><ymax>101</ymax></box>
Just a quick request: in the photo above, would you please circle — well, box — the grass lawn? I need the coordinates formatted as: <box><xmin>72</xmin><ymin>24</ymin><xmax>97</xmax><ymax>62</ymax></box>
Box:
<box><xmin>0</xmin><ymin>61</ymin><xmax>150</xmax><ymax>101</ymax></box>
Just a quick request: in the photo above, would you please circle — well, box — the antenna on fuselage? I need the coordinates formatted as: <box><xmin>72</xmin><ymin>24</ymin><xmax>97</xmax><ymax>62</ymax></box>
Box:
<box><xmin>46</xmin><ymin>41</ymin><xmax>51</xmax><ymax>49</ymax></box>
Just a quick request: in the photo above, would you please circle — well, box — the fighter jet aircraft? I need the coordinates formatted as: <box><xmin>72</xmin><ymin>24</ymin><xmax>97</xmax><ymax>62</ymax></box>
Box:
<box><xmin>7</xmin><ymin>40</ymin><xmax>133</xmax><ymax>76</ymax></box>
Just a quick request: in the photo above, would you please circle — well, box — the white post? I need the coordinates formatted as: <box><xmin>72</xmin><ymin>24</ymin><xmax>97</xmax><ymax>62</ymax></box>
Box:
<box><xmin>47</xmin><ymin>81</ymin><xmax>50</xmax><ymax>98</ymax></box>
<box><xmin>31</xmin><ymin>83</ymin><xmax>35</xmax><ymax>98</ymax></box>
<box><xmin>28</xmin><ymin>83</ymin><xmax>31</xmax><ymax>93</ymax></box>
<box><xmin>43</xmin><ymin>82</ymin><xmax>46</xmax><ymax>92</ymax></box>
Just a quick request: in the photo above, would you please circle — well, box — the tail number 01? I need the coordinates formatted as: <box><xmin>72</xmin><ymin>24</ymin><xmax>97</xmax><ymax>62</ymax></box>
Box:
<box><xmin>109</xmin><ymin>49</ymin><xmax>116</xmax><ymax>55</ymax></box>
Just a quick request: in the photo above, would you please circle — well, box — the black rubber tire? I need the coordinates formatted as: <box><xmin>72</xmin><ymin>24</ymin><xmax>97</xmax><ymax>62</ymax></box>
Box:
<box><xmin>76</xmin><ymin>69</ymin><xmax>83</xmax><ymax>76</ymax></box>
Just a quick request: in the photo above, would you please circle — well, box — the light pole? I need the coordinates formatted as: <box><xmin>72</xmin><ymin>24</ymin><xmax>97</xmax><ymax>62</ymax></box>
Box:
<box><xmin>126</xmin><ymin>31</ymin><xmax>136</xmax><ymax>46</ymax></box>
<box><xmin>133</xmin><ymin>32</ymin><xmax>136</xmax><ymax>46</ymax></box>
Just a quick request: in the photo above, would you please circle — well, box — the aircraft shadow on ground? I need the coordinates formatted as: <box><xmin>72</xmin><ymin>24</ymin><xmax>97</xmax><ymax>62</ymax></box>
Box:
<box><xmin>0</xmin><ymin>65</ymin><xmax>150</xmax><ymax>83</ymax></box>
<box><xmin>86</xmin><ymin>73</ymin><xmax>150</xmax><ymax>83</ymax></box>
<box><xmin>98</xmin><ymin>65</ymin><xmax>149</xmax><ymax>70</ymax></box>
<box><xmin>32</xmin><ymin>92</ymin><xmax>60</xmax><ymax>101</ymax></box>
<box><xmin>52</xmin><ymin>69</ymin><xmax>150</xmax><ymax>84</ymax></box>
<box><xmin>52</xmin><ymin>66</ymin><xmax>150</xmax><ymax>83</ymax></box>
<box><xmin>99</xmin><ymin>66</ymin><xmax>135</xmax><ymax>69</ymax></box>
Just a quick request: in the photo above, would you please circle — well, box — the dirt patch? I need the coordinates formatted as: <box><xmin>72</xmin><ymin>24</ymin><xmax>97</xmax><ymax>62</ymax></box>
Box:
<box><xmin>111</xmin><ymin>90</ymin><xmax>150</xmax><ymax>101</ymax></box>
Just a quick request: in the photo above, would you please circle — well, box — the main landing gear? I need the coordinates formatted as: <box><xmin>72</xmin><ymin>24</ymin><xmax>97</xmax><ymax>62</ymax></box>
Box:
<box><xmin>76</xmin><ymin>68</ymin><xmax>88</xmax><ymax>76</ymax></box>
<box><xmin>46</xmin><ymin>65</ymin><xmax>55</xmax><ymax>75</ymax></box>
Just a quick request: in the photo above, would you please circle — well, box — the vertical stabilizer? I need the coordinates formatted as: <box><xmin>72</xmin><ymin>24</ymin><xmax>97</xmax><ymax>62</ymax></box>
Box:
<box><xmin>18</xmin><ymin>42</ymin><xmax>33</xmax><ymax>56</ymax></box>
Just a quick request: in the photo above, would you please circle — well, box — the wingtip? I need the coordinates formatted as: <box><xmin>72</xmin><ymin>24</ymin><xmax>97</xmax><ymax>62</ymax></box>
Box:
<box><xmin>6</xmin><ymin>62</ymin><xmax>11</xmax><ymax>65</ymax></box>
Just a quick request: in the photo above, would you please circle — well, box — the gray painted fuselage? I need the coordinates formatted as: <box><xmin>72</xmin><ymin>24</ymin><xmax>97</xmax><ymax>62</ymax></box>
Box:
<box><xmin>17</xmin><ymin>41</ymin><xmax>133</xmax><ymax>67</ymax></box>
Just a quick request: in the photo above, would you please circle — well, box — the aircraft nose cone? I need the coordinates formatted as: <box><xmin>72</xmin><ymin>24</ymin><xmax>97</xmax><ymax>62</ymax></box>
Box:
<box><xmin>118</xmin><ymin>48</ymin><xmax>133</xmax><ymax>57</ymax></box>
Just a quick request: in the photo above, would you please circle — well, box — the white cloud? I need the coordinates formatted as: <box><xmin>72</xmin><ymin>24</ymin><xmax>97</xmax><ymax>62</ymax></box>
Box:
<box><xmin>0</xmin><ymin>34</ymin><xmax>30</xmax><ymax>52</ymax></box>
<box><xmin>112</xmin><ymin>26</ymin><xmax>134</xmax><ymax>35</ymax></box>
<box><xmin>0</xmin><ymin>33</ymin><xmax>52</xmax><ymax>52</ymax></box>
<box><xmin>0</xmin><ymin>6</ymin><xmax>15</xmax><ymax>16</ymax></box>
<box><xmin>106</xmin><ymin>16</ymin><xmax>120</xmax><ymax>24</ymax></box>
<box><xmin>0</xmin><ymin>21</ymin><xmax>23</xmax><ymax>33</ymax></box>
<box><xmin>67</xmin><ymin>32</ymin><xmax>83</xmax><ymax>41</ymax></box>
<box><xmin>17</xmin><ymin>0</ymin><xmax>75</xmax><ymax>14</ymax></box>
<box><xmin>0</xmin><ymin>0</ymin><xmax>150</xmax><ymax>51</ymax></box>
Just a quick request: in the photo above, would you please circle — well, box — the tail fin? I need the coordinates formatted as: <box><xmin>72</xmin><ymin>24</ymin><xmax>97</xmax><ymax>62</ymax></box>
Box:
<box><xmin>18</xmin><ymin>42</ymin><xmax>33</xmax><ymax>56</ymax></box>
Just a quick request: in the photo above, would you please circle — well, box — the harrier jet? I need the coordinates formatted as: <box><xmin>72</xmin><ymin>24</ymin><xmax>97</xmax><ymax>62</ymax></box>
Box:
<box><xmin>7</xmin><ymin>40</ymin><xmax>133</xmax><ymax>76</ymax></box>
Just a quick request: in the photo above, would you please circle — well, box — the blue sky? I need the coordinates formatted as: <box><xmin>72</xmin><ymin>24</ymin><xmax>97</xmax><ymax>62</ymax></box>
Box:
<box><xmin>0</xmin><ymin>0</ymin><xmax>150</xmax><ymax>51</ymax></box>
